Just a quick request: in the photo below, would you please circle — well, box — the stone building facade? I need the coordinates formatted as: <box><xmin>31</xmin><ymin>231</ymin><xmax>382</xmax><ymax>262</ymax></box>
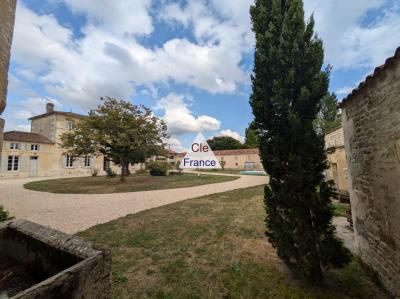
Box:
<box><xmin>340</xmin><ymin>47</ymin><xmax>400</xmax><ymax>297</ymax></box>
<box><xmin>0</xmin><ymin>103</ymin><xmax>136</xmax><ymax>178</ymax></box>
<box><xmin>0</xmin><ymin>0</ymin><xmax>17</xmax><ymax>154</ymax></box>
<box><xmin>176</xmin><ymin>148</ymin><xmax>263</xmax><ymax>170</ymax></box>
<box><xmin>325</xmin><ymin>126</ymin><xmax>349</xmax><ymax>192</ymax></box>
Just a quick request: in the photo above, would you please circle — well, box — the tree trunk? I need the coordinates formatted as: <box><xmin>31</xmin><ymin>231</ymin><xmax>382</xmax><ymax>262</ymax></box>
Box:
<box><xmin>120</xmin><ymin>156</ymin><xmax>126</xmax><ymax>183</ymax></box>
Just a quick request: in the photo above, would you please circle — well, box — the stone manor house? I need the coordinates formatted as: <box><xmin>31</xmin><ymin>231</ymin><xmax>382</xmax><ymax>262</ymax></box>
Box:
<box><xmin>0</xmin><ymin>103</ymin><xmax>127</xmax><ymax>178</ymax></box>
<box><xmin>0</xmin><ymin>102</ymin><xmax>263</xmax><ymax>179</ymax></box>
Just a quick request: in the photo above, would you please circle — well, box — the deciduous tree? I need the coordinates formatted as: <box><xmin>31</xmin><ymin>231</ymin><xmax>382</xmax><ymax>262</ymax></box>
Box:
<box><xmin>61</xmin><ymin>97</ymin><xmax>168</xmax><ymax>183</ymax></box>
<box><xmin>207</xmin><ymin>136</ymin><xmax>243</xmax><ymax>151</ymax></box>
<box><xmin>244</xmin><ymin>122</ymin><xmax>260</xmax><ymax>148</ymax></box>
<box><xmin>314</xmin><ymin>92</ymin><xmax>342</xmax><ymax>133</ymax></box>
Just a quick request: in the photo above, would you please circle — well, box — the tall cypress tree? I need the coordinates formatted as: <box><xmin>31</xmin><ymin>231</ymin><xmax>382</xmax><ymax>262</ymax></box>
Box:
<box><xmin>250</xmin><ymin>0</ymin><xmax>351</xmax><ymax>283</ymax></box>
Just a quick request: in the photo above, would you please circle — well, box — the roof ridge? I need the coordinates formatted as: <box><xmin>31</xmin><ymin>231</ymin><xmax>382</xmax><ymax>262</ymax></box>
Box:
<box><xmin>340</xmin><ymin>47</ymin><xmax>400</xmax><ymax>107</ymax></box>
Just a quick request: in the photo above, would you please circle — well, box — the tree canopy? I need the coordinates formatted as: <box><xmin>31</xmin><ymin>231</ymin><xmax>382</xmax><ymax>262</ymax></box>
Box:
<box><xmin>250</xmin><ymin>0</ymin><xmax>351</xmax><ymax>283</ymax></box>
<box><xmin>207</xmin><ymin>136</ymin><xmax>243</xmax><ymax>151</ymax></box>
<box><xmin>314</xmin><ymin>92</ymin><xmax>342</xmax><ymax>133</ymax></box>
<box><xmin>244</xmin><ymin>122</ymin><xmax>260</xmax><ymax>148</ymax></box>
<box><xmin>60</xmin><ymin>97</ymin><xmax>168</xmax><ymax>182</ymax></box>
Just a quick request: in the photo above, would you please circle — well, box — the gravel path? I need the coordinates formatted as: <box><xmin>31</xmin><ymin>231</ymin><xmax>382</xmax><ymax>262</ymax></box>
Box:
<box><xmin>333</xmin><ymin>216</ymin><xmax>356</xmax><ymax>254</ymax></box>
<box><xmin>0</xmin><ymin>173</ymin><xmax>267</xmax><ymax>234</ymax></box>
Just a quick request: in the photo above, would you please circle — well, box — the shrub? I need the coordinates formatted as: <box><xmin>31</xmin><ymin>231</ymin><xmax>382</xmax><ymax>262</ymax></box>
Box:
<box><xmin>92</xmin><ymin>168</ymin><xmax>99</xmax><ymax>177</ymax></box>
<box><xmin>106</xmin><ymin>168</ymin><xmax>117</xmax><ymax>178</ymax></box>
<box><xmin>0</xmin><ymin>206</ymin><xmax>11</xmax><ymax>222</ymax></box>
<box><xmin>147</xmin><ymin>161</ymin><xmax>169</xmax><ymax>176</ymax></box>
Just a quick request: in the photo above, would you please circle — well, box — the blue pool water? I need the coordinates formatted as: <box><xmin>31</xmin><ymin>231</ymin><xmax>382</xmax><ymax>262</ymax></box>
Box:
<box><xmin>239</xmin><ymin>170</ymin><xmax>267</xmax><ymax>176</ymax></box>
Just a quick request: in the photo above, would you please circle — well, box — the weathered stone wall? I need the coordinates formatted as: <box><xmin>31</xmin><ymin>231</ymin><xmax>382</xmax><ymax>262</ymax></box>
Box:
<box><xmin>342</xmin><ymin>58</ymin><xmax>400</xmax><ymax>296</ymax></box>
<box><xmin>0</xmin><ymin>219</ymin><xmax>112</xmax><ymax>298</ymax></box>
<box><xmin>0</xmin><ymin>0</ymin><xmax>16</xmax><ymax>114</ymax></box>
<box><xmin>0</xmin><ymin>0</ymin><xmax>17</xmax><ymax>162</ymax></box>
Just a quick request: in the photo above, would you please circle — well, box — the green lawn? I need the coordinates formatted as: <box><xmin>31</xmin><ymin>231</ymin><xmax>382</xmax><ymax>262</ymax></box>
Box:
<box><xmin>333</xmin><ymin>201</ymin><xmax>350</xmax><ymax>217</ymax></box>
<box><xmin>198</xmin><ymin>169</ymin><xmax>243</xmax><ymax>174</ymax></box>
<box><xmin>78</xmin><ymin>185</ymin><xmax>388</xmax><ymax>299</ymax></box>
<box><xmin>23</xmin><ymin>173</ymin><xmax>238</xmax><ymax>194</ymax></box>
<box><xmin>200</xmin><ymin>169</ymin><xmax>267</xmax><ymax>176</ymax></box>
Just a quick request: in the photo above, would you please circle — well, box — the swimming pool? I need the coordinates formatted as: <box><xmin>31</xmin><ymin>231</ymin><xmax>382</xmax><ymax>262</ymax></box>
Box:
<box><xmin>239</xmin><ymin>170</ymin><xmax>267</xmax><ymax>176</ymax></box>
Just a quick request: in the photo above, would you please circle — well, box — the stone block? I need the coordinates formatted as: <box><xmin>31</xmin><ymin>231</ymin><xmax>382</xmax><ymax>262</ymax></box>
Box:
<box><xmin>0</xmin><ymin>219</ymin><xmax>111</xmax><ymax>299</ymax></box>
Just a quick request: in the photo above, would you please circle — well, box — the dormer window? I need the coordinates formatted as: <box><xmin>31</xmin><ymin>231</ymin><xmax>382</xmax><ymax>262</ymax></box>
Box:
<box><xmin>30</xmin><ymin>144</ymin><xmax>40</xmax><ymax>151</ymax></box>
<box><xmin>10</xmin><ymin>143</ymin><xmax>20</xmax><ymax>150</ymax></box>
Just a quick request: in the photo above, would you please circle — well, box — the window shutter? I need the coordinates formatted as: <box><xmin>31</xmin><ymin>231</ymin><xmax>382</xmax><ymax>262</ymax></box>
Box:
<box><xmin>0</xmin><ymin>155</ymin><xmax>7</xmax><ymax>172</ymax></box>
<box><xmin>62</xmin><ymin>155</ymin><xmax>66</xmax><ymax>168</ymax></box>
<box><xmin>20</xmin><ymin>156</ymin><xmax>28</xmax><ymax>172</ymax></box>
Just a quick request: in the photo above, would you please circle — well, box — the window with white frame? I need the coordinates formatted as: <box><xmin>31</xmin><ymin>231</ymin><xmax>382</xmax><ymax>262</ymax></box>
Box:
<box><xmin>84</xmin><ymin>155</ymin><xmax>91</xmax><ymax>167</ymax></box>
<box><xmin>244</xmin><ymin>162</ymin><xmax>256</xmax><ymax>169</ymax></box>
<box><xmin>7</xmin><ymin>156</ymin><xmax>19</xmax><ymax>171</ymax></box>
<box><xmin>65</xmin><ymin>155</ymin><xmax>74</xmax><ymax>168</ymax></box>
<box><xmin>65</xmin><ymin>120</ymin><xmax>75</xmax><ymax>131</ymax></box>
<box><xmin>10</xmin><ymin>143</ymin><xmax>20</xmax><ymax>150</ymax></box>
<box><xmin>30</xmin><ymin>144</ymin><xmax>40</xmax><ymax>151</ymax></box>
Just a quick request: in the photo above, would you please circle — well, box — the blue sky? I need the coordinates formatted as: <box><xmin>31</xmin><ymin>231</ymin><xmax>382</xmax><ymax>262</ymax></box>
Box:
<box><xmin>4</xmin><ymin>0</ymin><xmax>400</xmax><ymax>151</ymax></box>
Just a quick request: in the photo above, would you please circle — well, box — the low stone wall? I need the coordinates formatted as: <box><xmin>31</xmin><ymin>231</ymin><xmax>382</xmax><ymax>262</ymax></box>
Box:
<box><xmin>0</xmin><ymin>219</ymin><xmax>111</xmax><ymax>298</ymax></box>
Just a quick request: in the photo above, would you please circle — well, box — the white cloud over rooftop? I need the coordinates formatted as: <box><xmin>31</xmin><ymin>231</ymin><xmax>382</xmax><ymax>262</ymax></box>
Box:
<box><xmin>7</xmin><ymin>0</ymin><xmax>400</xmax><ymax>139</ymax></box>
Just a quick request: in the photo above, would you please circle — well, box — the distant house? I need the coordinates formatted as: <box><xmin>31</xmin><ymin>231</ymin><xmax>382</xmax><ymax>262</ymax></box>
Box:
<box><xmin>176</xmin><ymin>148</ymin><xmax>263</xmax><ymax>170</ymax></box>
<box><xmin>324</xmin><ymin>126</ymin><xmax>349</xmax><ymax>193</ymax></box>
<box><xmin>148</xmin><ymin>149</ymin><xmax>178</xmax><ymax>166</ymax></box>
<box><xmin>0</xmin><ymin>103</ymin><xmax>137</xmax><ymax>178</ymax></box>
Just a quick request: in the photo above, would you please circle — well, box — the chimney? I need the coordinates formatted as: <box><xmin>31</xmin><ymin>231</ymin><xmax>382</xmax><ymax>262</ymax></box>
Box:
<box><xmin>46</xmin><ymin>102</ymin><xmax>54</xmax><ymax>113</ymax></box>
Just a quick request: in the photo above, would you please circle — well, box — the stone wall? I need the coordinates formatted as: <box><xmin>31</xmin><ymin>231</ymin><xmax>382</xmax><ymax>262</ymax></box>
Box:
<box><xmin>0</xmin><ymin>0</ymin><xmax>16</xmax><ymax>113</ymax></box>
<box><xmin>0</xmin><ymin>219</ymin><xmax>112</xmax><ymax>298</ymax></box>
<box><xmin>0</xmin><ymin>0</ymin><xmax>17</xmax><ymax>159</ymax></box>
<box><xmin>342</xmin><ymin>56</ymin><xmax>400</xmax><ymax>296</ymax></box>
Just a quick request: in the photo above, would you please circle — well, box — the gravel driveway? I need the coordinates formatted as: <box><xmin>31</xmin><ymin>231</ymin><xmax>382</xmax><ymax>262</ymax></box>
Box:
<box><xmin>0</xmin><ymin>173</ymin><xmax>267</xmax><ymax>234</ymax></box>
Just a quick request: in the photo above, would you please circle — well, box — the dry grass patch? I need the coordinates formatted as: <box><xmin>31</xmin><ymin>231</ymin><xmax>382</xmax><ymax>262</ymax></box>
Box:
<box><xmin>78</xmin><ymin>186</ymin><xmax>389</xmax><ymax>299</ymax></box>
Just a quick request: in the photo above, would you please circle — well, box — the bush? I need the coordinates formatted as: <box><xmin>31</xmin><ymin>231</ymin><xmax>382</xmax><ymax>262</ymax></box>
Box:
<box><xmin>106</xmin><ymin>168</ymin><xmax>117</xmax><ymax>178</ymax></box>
<box><xmin>0</xmin><ymin>206</ymin><xmax>11</xmax><ymax>222</ymax></box>
<box><xmin>147</xmin><ymin>161</ymin><xmax>169</xmax><ymax>176</ymax></box>
<box><xmin>92</xmin><ymin>168</ymin><xmax>99</xmax><ymax>177</ymax></box>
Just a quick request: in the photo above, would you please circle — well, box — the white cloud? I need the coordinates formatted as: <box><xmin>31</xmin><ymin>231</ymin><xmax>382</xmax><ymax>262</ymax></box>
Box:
<box><xmin>155</xmin><ymin>93</ymin><xmax>220</xmax><ymax>136</ymax></box>
<box><xmin>165</xmin><ymin>137</ymin><xmax>186</xmax><ymax>153</ymax></box>
<box><xmin>58</xmin><ymin>0</ymin><xmax>153</xmax><ymax>36</ymax></box>
<box><xmin>215</xmin><ymin>129</ymin><xmax>245</xmax><ymax>143</ymax></box>
<box><xmin>4</xmin><ymin>97</ymin><xmax>62</xmax><ymax>131</ymax></box>
<box><xmin>10</xmin><ymin>1</ymin><xmax>251</xmax><ymax>111</ymax></box>
<box><xmin>335</xmin><ymin>86</ymin><xmax>355</xmax><ymax>96</ymax></box>
<box><xmin>304</xmin><ymin>0</ymin><xmax>400</xmax><ymax>70</ymax></box>
<box><xmin>15</xmin><ymin>124</ymin><xmax>31</xmax><ymax>132</ymax></box>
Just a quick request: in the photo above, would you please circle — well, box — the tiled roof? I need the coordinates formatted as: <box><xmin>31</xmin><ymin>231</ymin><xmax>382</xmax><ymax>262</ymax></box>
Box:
<box><xmin>3</xmin><ymin>131</ymin><xmax>54</xmax><ymax>144</ymax></box>
<box><xmin>176</xmin><ymin>148</ymin><xmax>259</xmax><ymax>157</ymax></box>
<box><xmin>29</xmin><ymin>111</ymin><xmax>84</xmax><ymax>120</ymax></box>
<box><xmin>166</xmin><ymin>149</ymin><xmax>178</xmax><ymax>155</ymax></box>
<box><xmin>340</xmin><ymin>47</ymin><xmax>400</xmax><ymax>107</ymax></box>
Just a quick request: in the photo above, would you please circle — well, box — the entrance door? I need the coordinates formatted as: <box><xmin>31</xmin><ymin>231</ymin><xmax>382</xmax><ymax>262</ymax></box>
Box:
<box><xmin>29</xmin><ymin>157</ymin><xmax>38</xmax><ymax>177</ymax></box>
